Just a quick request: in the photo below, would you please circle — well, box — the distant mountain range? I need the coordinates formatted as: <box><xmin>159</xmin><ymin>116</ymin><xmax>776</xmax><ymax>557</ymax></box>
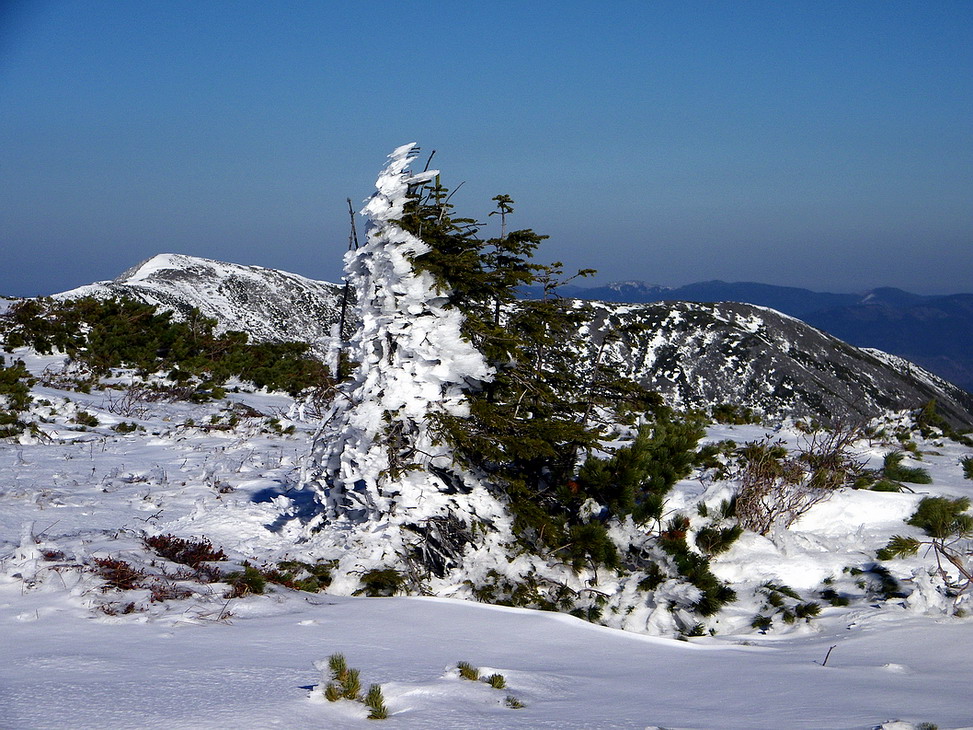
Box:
<box><xmin>46</xmin><ymin>254</ymin><xmax>973</xmax><ymax>428</ymax></box>
<box><xmin>523</xmin><ymin>280</ymin><xmax>973</xmax><ymax>393</ymax></box>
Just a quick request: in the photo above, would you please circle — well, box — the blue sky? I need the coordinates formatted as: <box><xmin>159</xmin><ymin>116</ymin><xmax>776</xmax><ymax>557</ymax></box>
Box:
<box><xmin>2</xmin><ymin>1</ymin><xmax>971</xmax><ymax>296</ymax></box>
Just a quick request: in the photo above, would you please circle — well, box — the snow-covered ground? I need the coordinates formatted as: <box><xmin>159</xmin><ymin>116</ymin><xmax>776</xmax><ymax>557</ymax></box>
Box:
<box><xmin>2</xmin><ymin>348</ymin><xmax>973</xmax><ymax>728</ymax></box>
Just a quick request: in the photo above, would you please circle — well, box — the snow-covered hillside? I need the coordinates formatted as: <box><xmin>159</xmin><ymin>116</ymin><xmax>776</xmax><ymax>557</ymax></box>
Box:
<box><xmin>1</xmin><ymin>347</ymin><xmax>972</xmax><ymax>728</ymax></box>
<box><xmin>50</xmin><ymin>253</ymin><xmax>973</xmax><ymax>429</ymax></box>
<box><xmin>58</xmin><ymin>253</ymin><xmax>345</xmax><ymax>360</ymax></box>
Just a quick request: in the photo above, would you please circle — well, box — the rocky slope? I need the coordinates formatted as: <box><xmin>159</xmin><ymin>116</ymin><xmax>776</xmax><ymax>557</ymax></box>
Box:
<box><xmin>54</xmin><ymin>254</ymin><xmax>973</xmax><ymax>428</ymax></box>
<box><xmin>58</xmin><ymin>253</ymin><xmax>345</xmax><ymax>360</ymax></box>
<box><xmin>528</xmin><ymin>279</ymin><xmax>973</xmax><ymax>393</ymax></box>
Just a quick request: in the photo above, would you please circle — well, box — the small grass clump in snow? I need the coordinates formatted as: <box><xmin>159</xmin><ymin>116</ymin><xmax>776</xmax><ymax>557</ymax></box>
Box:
<box><xmin>457</xmin><ymin>661</ymin><xmax>480</xmax><ymax>681</ymax></box>
<box><xmin>487</xmin><ymin>673</ymin><xmax>506</xmax><ymax>689</ymax></box>
<box><xmin>363</xmin><ymin>684</ymin><xmax>388</xmax><ymax>720</ymax></box>
<box><xmin>319</xmin><ymin>654</ymin><xmax>387</xmax><ymax>719</ymax></box>
<box><xmin>224</xmin><ymin>564</ymin><xmax>267</xmax><ymax>597</ymax></box>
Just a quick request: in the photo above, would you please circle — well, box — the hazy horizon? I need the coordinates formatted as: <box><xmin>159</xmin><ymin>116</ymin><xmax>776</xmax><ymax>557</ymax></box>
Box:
<box><xmin>2</xmin><ymin>2</ymin><xmax>971</xmax><ymax>298</ymax></box>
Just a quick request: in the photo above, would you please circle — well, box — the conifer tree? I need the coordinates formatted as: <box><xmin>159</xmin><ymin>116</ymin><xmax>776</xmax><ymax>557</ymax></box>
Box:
<box><xmin>304</xmin><ymin>143</ymin><xmax>653</xmax><ymax>573</ymax></box>
<box><xmin>302</xmin><ymin>144</ymin><xmax>501</xmax><ymax>572</ymax></box>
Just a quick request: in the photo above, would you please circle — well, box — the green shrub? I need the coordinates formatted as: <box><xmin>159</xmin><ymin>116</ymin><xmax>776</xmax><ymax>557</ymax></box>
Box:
<box><xmin>364</xmin><ymin>684</ymin><xmax>388</xmax><ymax>720</ymax></box>
<box><xmin>355</xmin><ymin>568</ymin><xmax>406</xmax><ymax>597</ymax></box>
<box><xmin>111</xmin><ymin>421</ymin><xmax>141</xmax><ymax>433</ymax></box>
<box><xmin>72</xmin><ymin>410</ymin><xmax>99</xmax><ymax>428</ymax></box>
<box><xmin>3</xmin><ymin>297</ymin><xmax>331</xmax><ymax>396</ymax></box>
<box><xmin>907</xmin><ymin>496</ymin><xmax>973</xmax><ymax>539</ymax></box>
<box><xmin>565</xmin><ymin>522</ymin><xmax>618</xmax><ymax>571</ymax></box>
<box><xmin>961</xmin><ymin>456</ymin><xmax>973</xmax><ymax>480</ymax></box>
<box><xmin>0</xmin><ymin>357</ymin><xmax>34</xmax><ymax>437</ymax></box>
<box><xmin>711</xmin><ymin>403</ymin><xmax>758</xmax><ymax>425</ymax></box>
<box><xmin>819</xmin><ymin>588</ymin><xmax>850</xmax><ymax>606</ymax></box>
<box><xmin>486</xmin><ymin>673</ymin><xmax>506</xmax><ymax>689</ymax></box>
<box><xmin>576</xmin><ymin>411</ymin><xmax>707</xmax><ymax>525</ymax></box>
<box><xmin>225</xmin><ymin>564</ymin><xmax>267</xmax><ymax>597</ymax></box>
<box><xmin>870</xmin><ymin>478</ymin><xmax>903</xmax><ymax>492</ymax></box>
<box><xmin>883</xmin><ymin>451</ymin><xmax>932</xmax><ymax>484</ymax></box>
<box><xmin>269</xmin><ymin>559</ymin><xmax>335</xmax><ymax>592</ymax></box>
<box><xmin>876</xmin><ymin>534</ymin><xmax>921</xmax><ymax>560</ymax></box>
<box><xmin>694</xmin><ymin>524</ymin><xmax>742</xmax><ymax>556</ymax></box>
<box><xmin>457</xmin><ymin>661</ymin><xmax>479</xmax><ymax>681</ymax></box>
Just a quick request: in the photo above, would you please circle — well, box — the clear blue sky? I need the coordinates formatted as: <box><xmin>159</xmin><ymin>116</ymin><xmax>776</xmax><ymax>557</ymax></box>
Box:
<box><xmin>2</xmin><ymin>1</ymin><xmax>971</xmax><ymax>297</ymax></box>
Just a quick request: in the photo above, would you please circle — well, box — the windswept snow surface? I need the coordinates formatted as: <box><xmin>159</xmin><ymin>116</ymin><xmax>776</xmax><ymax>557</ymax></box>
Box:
<box><xmin>2</xmin><ymin>349</ymin><xmax>973</xmax><ymax>727</ymax></box>
<box><xmin>3</xmin><ymin>592</ymin><xmax>972</xmax><ymax>730</ymax></box>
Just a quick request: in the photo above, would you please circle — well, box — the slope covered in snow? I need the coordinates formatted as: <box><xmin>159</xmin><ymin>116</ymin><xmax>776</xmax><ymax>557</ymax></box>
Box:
<box><xmin>49</xmin><ymin>255</ymin><xmax>973</xmax><ymax>430</ymax></box>
<box><xmin>58</xmin><ymin>253</ymin><xmax>345</xmax><ymax>360</ymax></box>
<box><xmin>1</xmin><ymin>346</ymin><xmax>972</xmax><ymax>728</ymax></box>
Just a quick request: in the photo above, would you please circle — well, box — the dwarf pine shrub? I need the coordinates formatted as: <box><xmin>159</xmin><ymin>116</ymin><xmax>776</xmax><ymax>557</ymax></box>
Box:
<box><xmin>4</xmin><ymin>296</ymin><xmax>330</xmax><ymax>396</ymax></box>
<box><xmin>907</xmin><ymin>496</ymin><xmax>973</xmax><ymax>539</ymax></box>
<box><xmin>224</xmin><ymin>564</ymin><xmax>267</xmax><ymax>597</ymax></box>
<box><xmin>355</xmin><ymin>568</ymin><xmax>406</xmax><ymax>597</ymax></box>
<box><xmin>319</xmin><ymin>654</ymin><xmax>387</xmax><ymax>718</ymax></box>
<box><xmin>883</xmin><ymin>451</ymin><xmax>932</xmax><ymax>485</ymax></box>
<box><xmin>0</xmin><ymin>357</ymin><xmax>34</xmax><ymax>437</ymax></box>
<box><xmin>364</xmin><ymin>684</ymin><xmax>388</xmax><ymax>720</ymax></box>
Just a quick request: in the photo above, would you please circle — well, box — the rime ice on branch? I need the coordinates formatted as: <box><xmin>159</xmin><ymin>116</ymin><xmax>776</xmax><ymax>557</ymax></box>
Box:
<box><xmin>303</xmin><ymin>144</ymin><xmax>494</xmax><ymax>526</ymax></box>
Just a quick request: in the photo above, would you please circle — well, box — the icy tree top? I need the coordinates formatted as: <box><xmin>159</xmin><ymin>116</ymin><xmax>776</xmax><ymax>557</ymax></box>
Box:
<box><xmin>361</xmin><ymin>143</ymin><xmax>439</xmax><ymax>224</ymax></box>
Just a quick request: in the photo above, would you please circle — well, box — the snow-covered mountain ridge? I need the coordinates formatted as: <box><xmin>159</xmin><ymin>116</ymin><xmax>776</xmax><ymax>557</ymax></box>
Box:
<box><xmin>534</xmin><ymin>278</ymin><xmax>973</xmax><ymax>393</ymax></box>
<box><xmin>59</xmin><ymin>253</ymin><xmax>344</xmax><ymax>360</ymax></box>
<box><xmin>55</xmin><ymin>253</ymin><xmax>973</xmax><ymax>429</ymax></box>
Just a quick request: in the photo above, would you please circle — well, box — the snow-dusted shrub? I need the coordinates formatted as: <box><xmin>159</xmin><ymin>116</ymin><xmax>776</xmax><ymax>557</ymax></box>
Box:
<box><xmin>880</xmin><ymin>497</ymin><xmax>973</xmax><ymax>597</ymax></box>
<box><xmin>0</xmin><ymin>356</ymin><xmax>33</xmax><ymax>437</ymax></box>
<box><xmin>751</xmin><ymin>582</ymin><xmax>821</xmax><ymax>632</ymax></box>
<box><xmin>92</xmin><ymin>557</ymin><xmax>145</xmax><ymax>591</ymax></box>
<box><xmin>143</xmin><ymin>533</ymin><xmax>226</xmax><ymax>571</ymax></box>
<box><xmin>963</xmin><ymin>456</ymin><xmax>973</xmax><ymax>480</ymax></box>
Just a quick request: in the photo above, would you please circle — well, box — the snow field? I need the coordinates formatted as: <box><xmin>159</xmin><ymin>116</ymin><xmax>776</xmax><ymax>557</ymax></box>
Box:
<box><xmin>2</xmin><ymin>352</ymin><xmax>973</xmax><ymax>726</ymax></box>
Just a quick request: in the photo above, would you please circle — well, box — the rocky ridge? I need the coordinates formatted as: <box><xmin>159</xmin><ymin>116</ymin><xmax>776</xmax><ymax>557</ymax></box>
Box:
<box><xmin>54</xmin><ymin>253</ymin><xmax>973</xmax><ymax>429</ymax></box>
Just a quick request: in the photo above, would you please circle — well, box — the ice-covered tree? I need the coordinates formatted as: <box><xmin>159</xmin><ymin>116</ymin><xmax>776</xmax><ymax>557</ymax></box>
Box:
<box><xmin>302</xmin><ymin>144</ymin><xmax>503</xmax><ymax>572</ymax></box>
